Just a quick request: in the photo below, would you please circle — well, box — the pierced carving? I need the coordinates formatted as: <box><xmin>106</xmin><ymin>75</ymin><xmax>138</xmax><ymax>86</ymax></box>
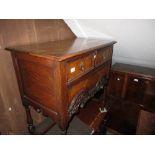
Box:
<box><xmin>68</xmin><ymin>89</ymin><xmax>89</xmax><ymax>117</ymax></box>
<box><xmin>68</xmin><ymin>76</ymin><xmax>108</xmax><ymax>117</ymax></box>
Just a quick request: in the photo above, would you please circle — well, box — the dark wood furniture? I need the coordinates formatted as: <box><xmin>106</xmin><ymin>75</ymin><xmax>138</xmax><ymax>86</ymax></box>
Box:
<box><xmin>107</xmin><ymin>63</ymin><xmax>155</xmax><ymax>134</ymax></box>
<box><xmin>136</xmin><ymin>110</ymin><xmax>155</xmax><ymax>134</ymax></box>
<box><xmin>108</xmin><ymin>63</ymin><xmax>155</xmax><ymax>111</ymax></box>
<box><xmin>6</xmin><ymin>38</ymin><xmax>116</xmax><ymax>134</ymax></box>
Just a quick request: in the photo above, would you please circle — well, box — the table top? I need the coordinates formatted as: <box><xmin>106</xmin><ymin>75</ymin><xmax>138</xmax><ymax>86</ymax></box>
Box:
<box><xmin>6</xmin><ymin>38</ymin><xmax>116</xmax><ymax>61</ymax></box>
<box><xmin>112</xmin><ymin>63</ymin><xmax>155</xmax><ymax>79</ymax></box>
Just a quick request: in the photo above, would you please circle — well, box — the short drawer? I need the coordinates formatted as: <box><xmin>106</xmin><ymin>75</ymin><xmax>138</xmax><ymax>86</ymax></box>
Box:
<box><xmin>107</xmin><ymin>72</ymin><xmax>125</xmax><ymax>98</ymax></box>
<box><xmin>67</xmin><ymin>53</ymin><xmax>94</xmax><ymax>81</ymax></box>
<box><xmin>125</xmin><ymin>76</ymin><xmax>146</xmax><ymax>104</ymax></box>
<box><xmin>95</xmin><ymin>47</ymin><xmax>112</xmax><ymax>66</ymax></box>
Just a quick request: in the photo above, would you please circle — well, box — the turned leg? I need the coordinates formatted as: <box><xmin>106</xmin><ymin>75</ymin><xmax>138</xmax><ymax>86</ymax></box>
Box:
<box><xmin>61</xmin><ymin>129</ymin><xmax>67</xmax><ymax>135</ymax></box>
<box><xmin>23</xmin><ymin>102</ymin><xmax>35</xmax><ymax>134</ymax></box>
<box><xmin>100</xmin><ymin>78</ymin><xmax>108</xmax><ymax>112</ymax></box>
<box><xmin>59</xmin><ymin>123</ymin><xmax>69</xmax><ymax>135</ymax></box>
<box><xmin>100</xmin><ymin>92</ymin><xmax>107</xmax><ymax>113</ymax></box>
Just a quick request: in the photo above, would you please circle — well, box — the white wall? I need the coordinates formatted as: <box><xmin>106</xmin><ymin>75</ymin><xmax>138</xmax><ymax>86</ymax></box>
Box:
<box><xmin>65</xmin><ymin>19</ymin><xmax>155</xmax><ymax>68</ymax></box>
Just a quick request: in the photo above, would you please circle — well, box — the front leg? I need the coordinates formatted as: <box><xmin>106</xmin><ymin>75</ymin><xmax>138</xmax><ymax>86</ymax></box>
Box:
<box><xmin>23</xmin><ymin>101</ymin><xmax>35</xmax><ymax>134</ymax></box>
<box><xmin>59</xmin><ymin>120</ymin><xmax>70</xmax><ymax>135</ymax></box>
<box><xmin>61</xmin><ymin>129</ymin><xmax>67</xmax><ymax>135</ymax></box>
<box><xmin>100</xmin><ymin>77</ymin><xmax>109</xmax><ymax>112</ymax></box>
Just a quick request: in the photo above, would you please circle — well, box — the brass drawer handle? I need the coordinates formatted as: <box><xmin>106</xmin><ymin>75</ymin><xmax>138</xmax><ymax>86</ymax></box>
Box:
<box><xmin>103</xmin><ymin>53</ymin><xmax>106</xmax><ymax>60</ymax></box>
<box><xmin>117</xmin><ymin>78</ymin><xmax>121</xmax><ymax>81</ymax></box>
<box><xmin>133</xmin><ymin>78</ymin><xmax>139</xmax><ymax>82</ymax></box>
<box><xmin>70</xmin><ymin>67</ymin><xmax>76</xmax><ymax>73</ymax></box>
<box><xmin>80</xmin><ymin>61</ymin><xmax>84</xmax><ymax>71</ymax></box>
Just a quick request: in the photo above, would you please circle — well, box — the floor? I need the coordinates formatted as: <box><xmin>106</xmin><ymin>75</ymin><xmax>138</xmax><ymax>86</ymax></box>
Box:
<box><xmin>25</xmin><ymin>98</ymin><xmax>108</xmax><ymax>135</ymax></box>
<box><xmin>25</xmin><ymin>116</ymin><xmax>93</xmax><ymax>135</ymax></box>
<box><xmin>25</xmin><ymin>97</ymin><xmax>143</xmax><ymax>135</ymax></box>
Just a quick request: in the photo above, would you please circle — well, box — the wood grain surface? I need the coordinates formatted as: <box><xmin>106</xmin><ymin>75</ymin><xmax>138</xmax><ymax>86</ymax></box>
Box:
<box><xmin>0</xmin><ymin>19</ymin><xmax>75</xmax><ymax>134</ymax></box>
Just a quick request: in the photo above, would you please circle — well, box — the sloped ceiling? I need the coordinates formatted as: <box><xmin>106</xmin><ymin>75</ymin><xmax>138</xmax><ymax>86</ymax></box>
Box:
<box><xmin>65</xmin><ymin>19</ymin><xmax>155</xmax><ymax>68</ymax></box>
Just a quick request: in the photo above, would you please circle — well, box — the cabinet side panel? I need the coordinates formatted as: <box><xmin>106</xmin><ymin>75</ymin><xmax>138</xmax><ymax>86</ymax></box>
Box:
<box><xmin>15</xmin><ymin>54</ymin><xmax>61</xmax><ymax>115</ymax></box>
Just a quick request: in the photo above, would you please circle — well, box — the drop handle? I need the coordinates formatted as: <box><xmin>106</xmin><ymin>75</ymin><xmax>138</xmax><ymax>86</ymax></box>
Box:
<box><xmin>117</xmin><ymin>78</ymin><xmax>121</xmax><ymax>81</ymax></box>
<box><xmin>79</xmin><ymin>61</ymin><xmax>84</xmax><ymax>71</ymax></box>
<box><xmin>103</xmin><ymin>53</ymin><xmax>106</xmax><ymax>60</ymax></box>
<box><xmin>133</xmin><ymin>78</ymin><xmax>139</xmax><ymax>82</ymax></box>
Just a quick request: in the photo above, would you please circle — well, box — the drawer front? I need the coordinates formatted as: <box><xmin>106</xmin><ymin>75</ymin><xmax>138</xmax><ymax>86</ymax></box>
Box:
<box><xmin>125</xmin><ymin>76</ymin><xmax>146</xmax><ymax>104</ymax></box>
<box><xmin>67</xmin><ymin>53</ymin><xmax>94</xmax><ymax>81</ymax></box>
<box><xmin>95</xmin><ymin>47</ymin><xmax>112</xmax><ymax>66</ymax></box>
<box><xmin>107</xmin><ymin>72</ymin><xmax>125</xmax><ymax>98</ymax></box>
<box><xmin>142</xmin><ymin>80</ymin><xmax>155</xmax><ymax>110</ymax></box>
<box><xmin>83</xmin><ymin>53</ymin><xmax>94</xmax><ymax>72</ymax></box>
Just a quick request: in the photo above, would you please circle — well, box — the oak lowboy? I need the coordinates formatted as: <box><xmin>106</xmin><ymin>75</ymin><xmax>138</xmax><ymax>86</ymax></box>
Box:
<box><xmin>6</xmin><ymin>38</ymin><xmax>116</xmax><ymax>134</ymax></box>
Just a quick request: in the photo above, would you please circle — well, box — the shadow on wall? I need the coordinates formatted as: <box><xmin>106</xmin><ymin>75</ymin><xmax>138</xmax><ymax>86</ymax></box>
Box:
<box><xmin>65</xmin><ymin>19</ymin><xmax>155</xmax><ymax>68</ymax></box>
